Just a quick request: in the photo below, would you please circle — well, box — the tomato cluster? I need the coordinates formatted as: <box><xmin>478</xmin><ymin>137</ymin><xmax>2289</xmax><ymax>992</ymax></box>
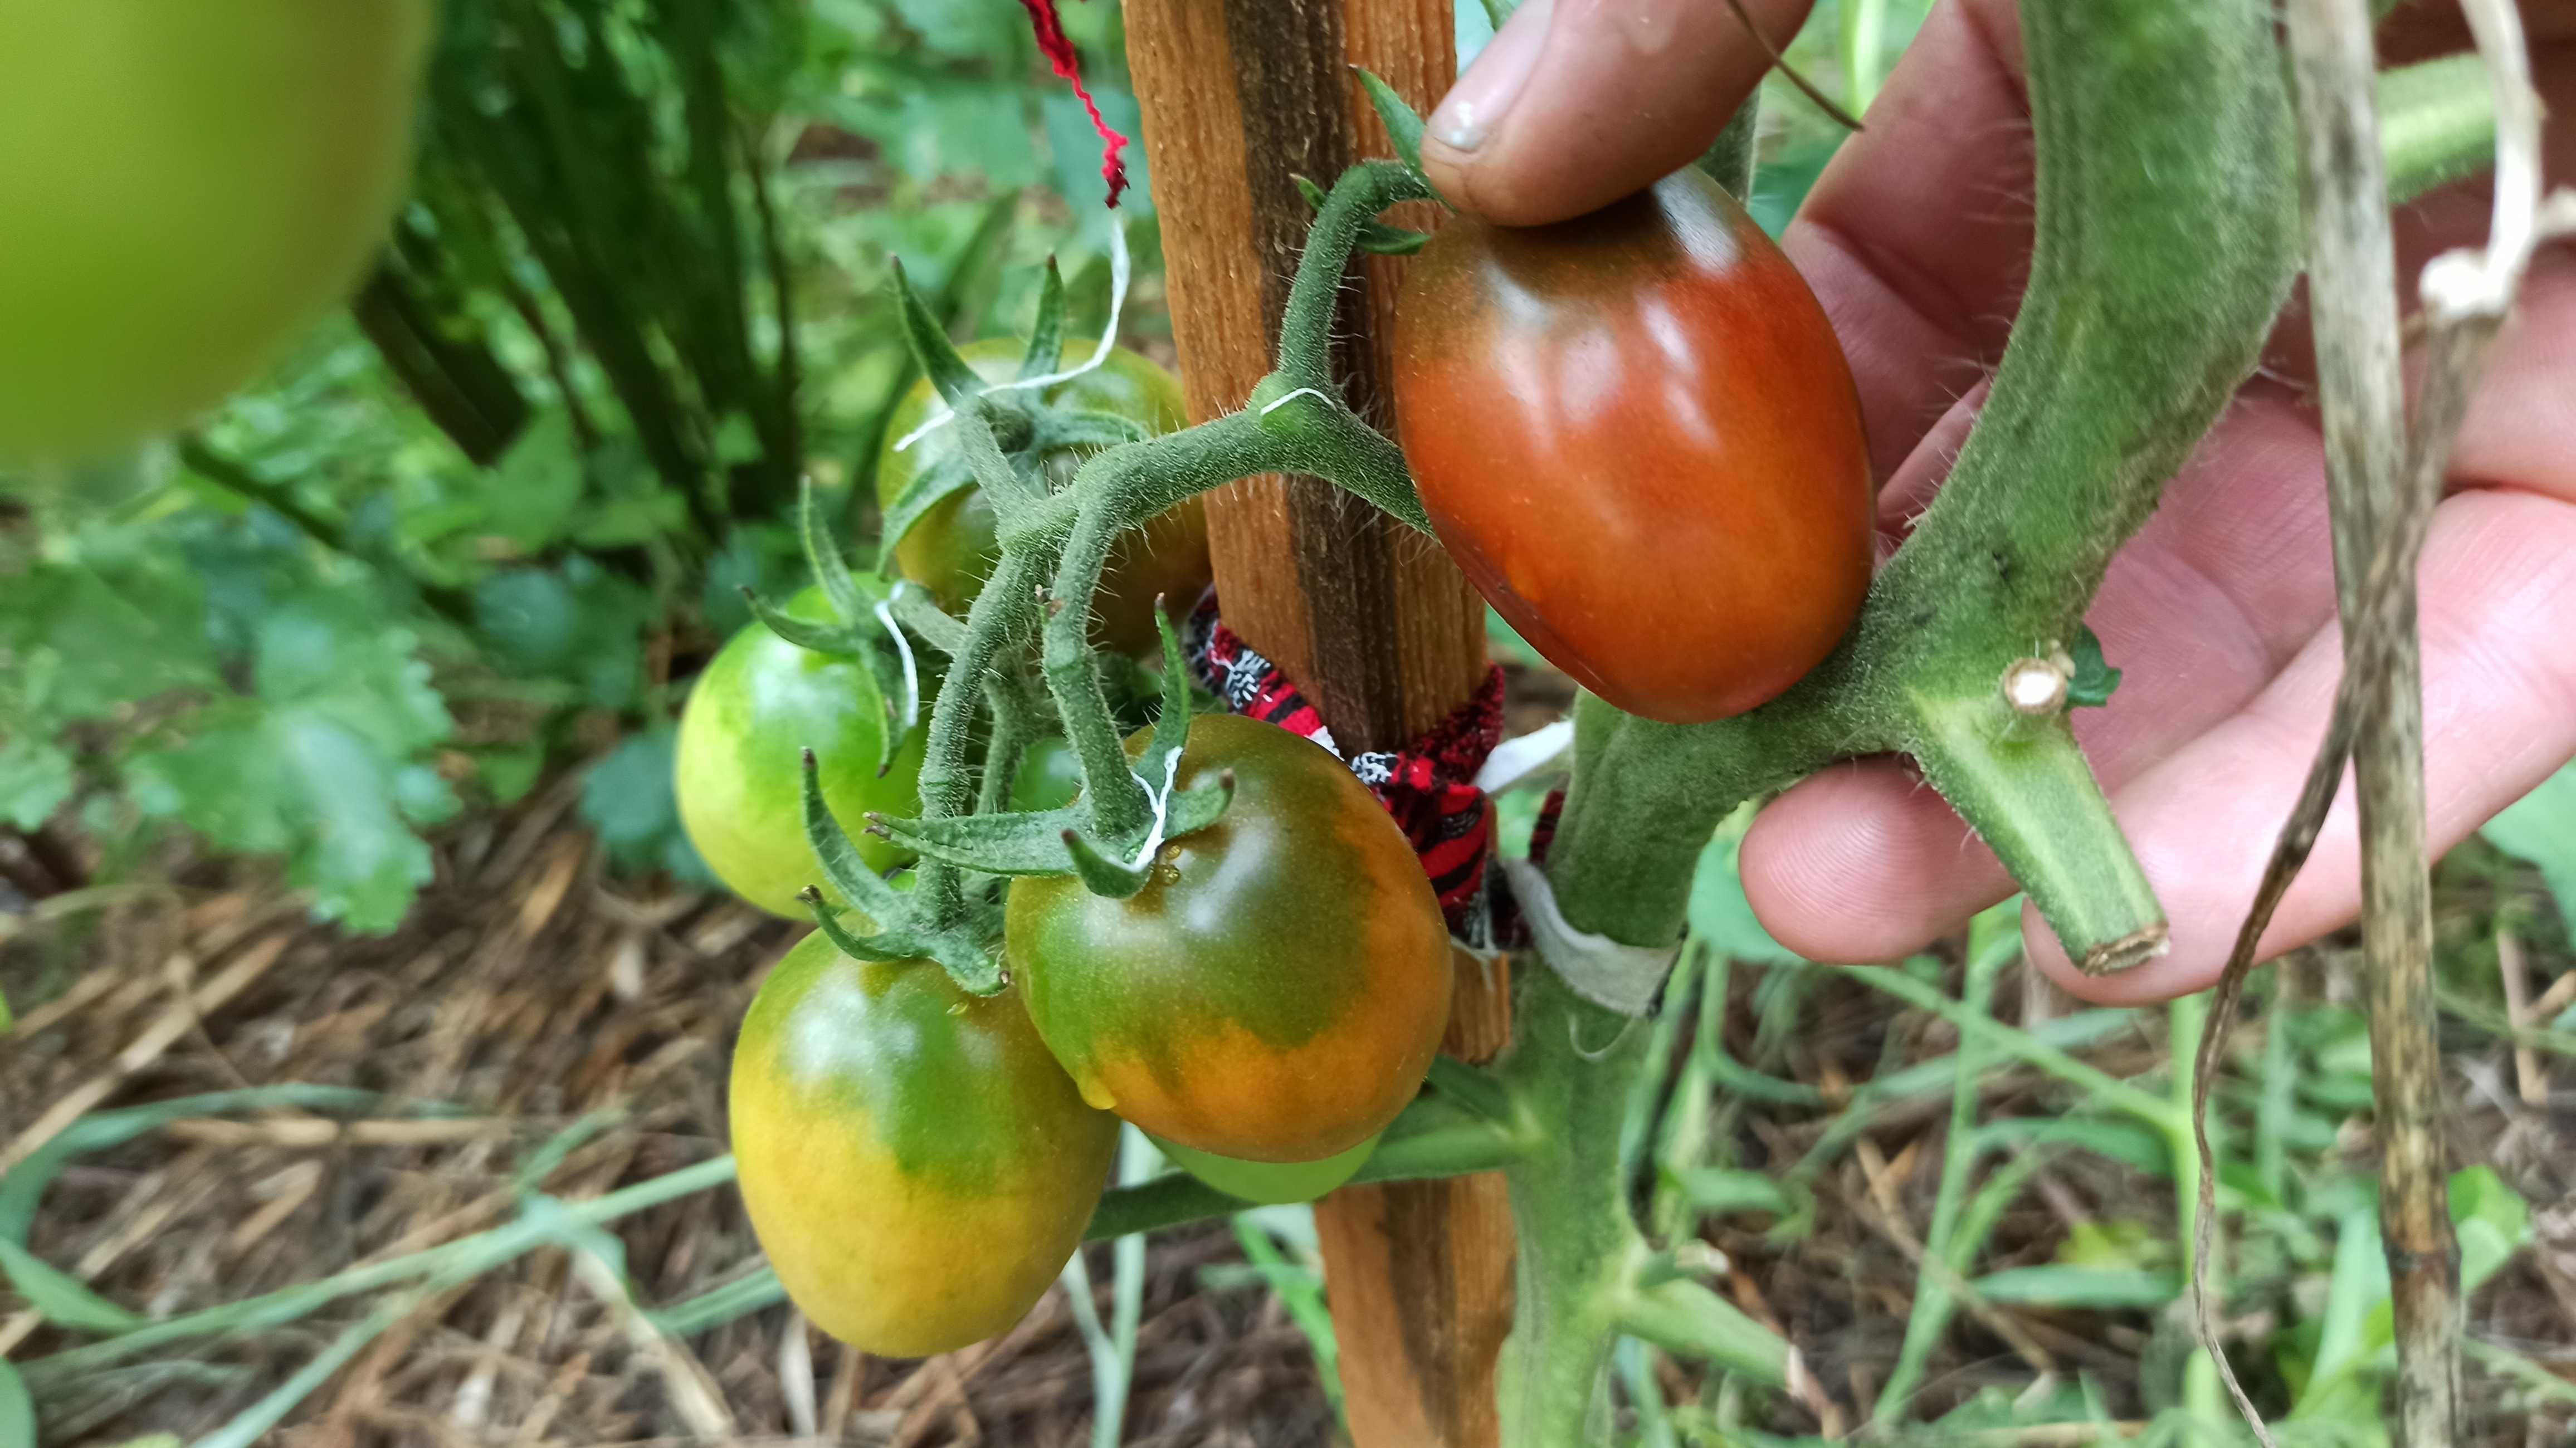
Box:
<box><xmin>701</xmin><ymin>319</ymin><xmax>1455</xmax><ymax>1354</ymax></box>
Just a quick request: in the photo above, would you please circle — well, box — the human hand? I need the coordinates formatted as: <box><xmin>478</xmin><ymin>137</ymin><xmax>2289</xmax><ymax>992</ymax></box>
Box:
<box><xmin>1426</xmin><ymin>0</ymin><xmax>2576</xmax><ymax>1004</ymax></box>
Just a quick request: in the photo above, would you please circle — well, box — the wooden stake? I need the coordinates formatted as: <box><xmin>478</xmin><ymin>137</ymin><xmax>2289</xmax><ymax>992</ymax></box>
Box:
<box><xmin>1124</xmin><ymin>4</ymin><xmax>1511</xmax><ymax>1441</ymax></box>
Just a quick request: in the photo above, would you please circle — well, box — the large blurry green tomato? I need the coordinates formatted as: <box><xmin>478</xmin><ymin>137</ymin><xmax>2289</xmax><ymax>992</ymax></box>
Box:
<box><xmin>1006</xmin><ymin>714</ymin><xmax>1453</xmax><ymax>1163</ymax></box>
<box><xmin>875</xmin><ymin>341</ymin><xmax>1211</xmax><ymax>656</ymax></box>
<box><xmin>731</xmin><ymin>932</ymin><xmax>1118</xmax><ymax>1356</ymax></box>
<box><xmin>0</xmin><ymin>1</ymin><xmax>436</xmax><ymax>456</ymax></box>
<box><xmin>675</xmin><ymin>588</ymin><xmax>926</xmax><ymax>918</ymax></box>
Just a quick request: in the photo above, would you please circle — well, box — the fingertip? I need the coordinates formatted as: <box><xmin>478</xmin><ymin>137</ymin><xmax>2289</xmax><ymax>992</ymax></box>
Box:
<box><xmin>1424</xmin><ymin>0</ymin><xmax>1814</xmax><ymax>227</ymax></box>
<box><xmin>1740</xmin><ymin>757</ymin><xmax>2012</xmax><ymax>964</ymax></box>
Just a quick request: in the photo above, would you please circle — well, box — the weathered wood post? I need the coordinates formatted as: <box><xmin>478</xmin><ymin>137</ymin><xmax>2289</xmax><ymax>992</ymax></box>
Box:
<box><xmin>1123</xmin><ymin>4</ymin><xmax>1513</xmax><ymax>1441</ymax></box>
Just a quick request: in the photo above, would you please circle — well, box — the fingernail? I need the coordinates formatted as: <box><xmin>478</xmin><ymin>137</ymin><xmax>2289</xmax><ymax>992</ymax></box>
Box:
<box><xmin>1428</xmin><ymin>0</ymin><xmax>1554</xmax><ymax>154</ymax></box>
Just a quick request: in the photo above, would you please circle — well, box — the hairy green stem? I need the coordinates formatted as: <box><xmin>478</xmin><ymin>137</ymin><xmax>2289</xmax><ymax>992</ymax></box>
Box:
<box><xmin>1910</xmin><ymin>698</ymin><xmax>2165</xmax><ymax>974</ymax></box>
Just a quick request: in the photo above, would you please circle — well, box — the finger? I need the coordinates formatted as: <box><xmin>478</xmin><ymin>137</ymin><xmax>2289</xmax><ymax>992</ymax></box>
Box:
<box><xmin>1419</xmin><ymin>0</ymin><xmax>1813</xmax><ymax>227</ymax></box>
<box><xmin>1779</xmin><ymin>0</ymin><xmax>2039</xmax><ymax>483</ymax></box>
<box><xmin>2023</xmin><ymin>487</ymin><xmax>2576</xmax><ymax>1004</ymax></box>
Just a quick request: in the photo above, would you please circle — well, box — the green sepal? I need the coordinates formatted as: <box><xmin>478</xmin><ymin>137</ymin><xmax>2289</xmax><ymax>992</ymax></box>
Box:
<box><xmin>799</xmin><ymin>746</ymin><xmax>908</xmax><ymax>919</ymax></box>
<box><xmin>801</xmin><ymin>892</ymin><xmax>1006</xmax><ymax>996</ymax></box>
<box><xmin>872</xmin><ymin>777</ymin><xmax>1231</xmax><ymax>877</ymax></box>
<box><xmin>890</xmin><ymin>259</ymin><xmax>983</xmax><ymax>405</ymax></box>
<box><xmin>2068</xmin><ymin>625</ymin><xmax>2124</xmax><ymax>709</ymax></box>
<box><xmin>1131</xmin><ymin>606</ymin><xmax>1199</xmax><ymax>797</ymax></box>
<box><xmin>1353</xmin><ymin>69</ymin><xmax>1442</xmax><ymax>203</ymax></box>
<box><xmin>875</xmin><ymin>454</ymin><xmax>980</xmax><ymax>567</ymax></box>
<box><xmin>741</xmin><ymin>585</ymin><xmax>868</xmax><ymax>658</ymax></box>
<box><xmin>870</xmin><ymin>805</ymin><xmax>1095</xmax><ymax>875</ymax></box>
<box><xmin>798</xmin><ymin>478</ymin><xmax>874</xmax><ymax>630</ymax></box>
<box><xmin>1021</xmin><ymin>260</ymin><xmax>1067</xmax><ymax>381</ymax></box>
<box><xmin>885</xmin><ymin>584</ymin><xmax>968</xmax><ymax>657</ymax></box>
<box><xmin>1063</xmin><ymin>826</ymin><xmax>1153</xmax><ymax>899</ymax></box>
<box><xmin>1295</xmin><ymin>173</ymin><xmax>1428</xmax><ymax>256</ymax></box>
<box><xmin>1356</xmin><ymin>223</ymin><xmax>1430</xmax><ymax>256</ymax></box>
<box><xmin>1034</xmin><ymin>410</ymin><xmax>1154</xmax><ymax>452</ymax></box>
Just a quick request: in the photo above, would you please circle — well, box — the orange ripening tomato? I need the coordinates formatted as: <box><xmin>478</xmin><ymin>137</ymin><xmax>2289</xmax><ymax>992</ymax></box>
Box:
<box><xmin>1391</xmin><ymin>167</ymin><xmax>1875</xmax><ymax>725</ymax></box>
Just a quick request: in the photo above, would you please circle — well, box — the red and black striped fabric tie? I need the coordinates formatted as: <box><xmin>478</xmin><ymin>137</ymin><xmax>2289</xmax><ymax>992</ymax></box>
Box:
<box><xmin>1184</xmin><ymin>594</ymin><xmax>1507</xmax><ymax>948</ymax></box>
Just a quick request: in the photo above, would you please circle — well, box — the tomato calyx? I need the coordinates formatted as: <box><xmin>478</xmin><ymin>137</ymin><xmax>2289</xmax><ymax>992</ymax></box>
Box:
<box><xmin>867</xmin><ymin>608</ymin><xmax>1235</xmax><ymax>901</ymax></box>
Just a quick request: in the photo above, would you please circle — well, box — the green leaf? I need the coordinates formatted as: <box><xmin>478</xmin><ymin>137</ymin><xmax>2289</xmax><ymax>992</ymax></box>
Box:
<box><xmin>0</xmin><ymin>736</ymin><xmax>75</xmax><ymax>830</ymax></box>
<box><xmin>126</xmin><ymin>599</ymin><xmax>458</xmax><ymax>932</ymax></box>
<box><xmin>0</xmin><ymin>1237</ymin><xmax>144</xmax><ymax>1333</ymax></box>
<box><xmin>2484</xmin><ymin>764</ymin><xmax>2576</xmax><ymax>924</ymax></box>
<box><xmin>2450</xmin><ymin>1164</ymin><xmax>2530</xmax><ymax>1293</ymax></box>
<box><xmin>874</xmin><ymin>805</ymin><xmax>1094</xmax><ymax>875</ymax></box>
<box><xmin>471</xmin><ymin>742</ymin><xmax>548</xmax><ymax>806</ymax></box>
<box><xmin>1064</xmin><ymin>825</ymin><xmax>1153</xmax><ymax>900</ymax></box>
<box><xmin>2067</xmin><ymin>624</ymin><xmax>2124</xmax><ymax>708</ymax></box>
<box><xmin>1969</xmin><ymin>1265</ymin><xmax>2179</xmax><ymax>1308</ymax></box>
<box><xmin>1665</xmin><ymin>1167</ymin><xmax>1789</xmax><ymax>1219</ymax></box>
<box><xmin>580</xmin><ymin>726</ymin><xmax>715</xmax><ymax>886</ymax></box>
<box><xmin>476</xmin><ymin>560</ymin><xmax>651</xmax><ymax>711</ymax></box>
<box><xmin>0</xmin><ymin>1361</ymin><xmax>28</xmax><ymax>1445</ymax></box>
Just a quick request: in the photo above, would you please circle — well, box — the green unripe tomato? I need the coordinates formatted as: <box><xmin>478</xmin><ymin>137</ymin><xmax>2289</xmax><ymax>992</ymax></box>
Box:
<box><xmin>731</xmin><ymin>932</ymin><xmax>1118</xmax><ymax>1356</ymax></box>
<box><xmin>1010</xmin><ymin>735</ymin><xmax>1086</xmax><ymax>813</ymax></box>
<box><xmin>1153</xmin><ymin>1132</ymin><xmax>1379</xmax><ymax>1205</ymax></box>
<box><xmin>875</xmin><ymin>341</ymin><xmax>1211</xmax><ymax>656</ymax></box>
<box><xmin>0</xmin><ymin>1</ymin><xmax>436</xmax><ymax>457</ymax></box>
<box><xmin>675</xmin><ymin>588</ymin><xmax>925</xmax><ymax>917</ymax></box>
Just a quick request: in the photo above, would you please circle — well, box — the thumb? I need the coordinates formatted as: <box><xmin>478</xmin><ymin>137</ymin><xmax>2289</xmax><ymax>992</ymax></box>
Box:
<box><xmin>1421</xmin><ymin>0</ymin><xmax>1816</xmax><ymax>226</ymax></box>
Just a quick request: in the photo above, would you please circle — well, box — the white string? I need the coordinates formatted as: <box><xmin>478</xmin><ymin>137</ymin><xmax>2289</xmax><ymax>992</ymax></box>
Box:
<box><xmin>1257</xmin><ymin>386</ymin><xmax>1332</xmax><ymax>416</ymax></box>
<box><xmin>1499</xmin><ymin>857</ymin><xmax>1681</xmax><ymax>1017</ymax></box>
<box><xmin>891</xmin><ymin>216</ymin><xmax>1135</xmax><ymax>456</ymax></box>
<box><xmin>872</xmin><ymin>589</ymin><xmax>921</xmax><ymax>733</ymax></box>
<box><xmin>1120</xmin><ymin>747</ymin><xmax>1184</xmax><ymax>872</ymax></box>
<box><xmin>1475</xmin><ymin>720</ymin><xmax>1575</xmax><ymax>794</ymax></box>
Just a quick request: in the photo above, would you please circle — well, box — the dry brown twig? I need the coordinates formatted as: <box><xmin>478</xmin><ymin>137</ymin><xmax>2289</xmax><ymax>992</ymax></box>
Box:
<box><xmin>2192</xmin><ymin>1</ymin><xmax>2574</xmax><ymax>1445</ymax></box>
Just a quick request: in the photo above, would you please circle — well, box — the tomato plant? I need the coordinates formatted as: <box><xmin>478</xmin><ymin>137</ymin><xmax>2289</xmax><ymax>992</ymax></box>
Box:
<box><xmin>1153</xmin><ymin>1132</ymin><xmax>1378</xmax><ymax>1205</ymax></box>
<box><xmin>1389</xmin><ymin>167</ymin><xmax>1875</xmax><ymax>725</ymax></box>
<box><xmin>731</xmin><ymin>931</ymin><xmax>1118</xmax><ymax>1356</ymax></box>
<box><xmin>877</xmin><ymin>341</ymin><xmax>1212</xmax><ymax>655</ymax></box>
<box><xmin>675</xmin><ymin>588</ymin><xmax>925</xmax><ymax>917</ymax></box>
<box><xmin>1006</xmin><ymin>713</ymin><xmax>1453</xmax><ymax>1163</ymax></box>
<box><xmin>0</xmin><ymin>1</ymin><xmax>435</xmax><ymax>457</ymax></box>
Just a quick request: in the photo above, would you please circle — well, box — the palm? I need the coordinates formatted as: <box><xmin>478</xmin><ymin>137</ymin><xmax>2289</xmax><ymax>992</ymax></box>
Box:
<box><xmin>1737</xmin><ymin>0</ymin><xmax>2576</xmax><ymax>1001</ymax></box>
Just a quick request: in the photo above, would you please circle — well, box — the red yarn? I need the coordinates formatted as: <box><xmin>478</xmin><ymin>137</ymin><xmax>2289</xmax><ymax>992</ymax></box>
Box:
<box><xmin>1016</xmin><ymin>0</ymin><xmax>1131</xmax><ymax>207</ymax></box>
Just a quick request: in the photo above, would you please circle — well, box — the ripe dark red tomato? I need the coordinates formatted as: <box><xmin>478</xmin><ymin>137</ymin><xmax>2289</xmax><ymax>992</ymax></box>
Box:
<box><xmin>1004</xmin><ymin>714</ymin><xmax>1452</xmax><ymax>1163</ymax></box>
<box><xmin>1391</xmin><ymin>168</ymin><xmax>1874</xmax><ymax>724</ymax></box>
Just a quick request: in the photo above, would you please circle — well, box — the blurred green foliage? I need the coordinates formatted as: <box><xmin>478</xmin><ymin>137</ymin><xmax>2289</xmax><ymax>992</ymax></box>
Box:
<box><xmin>0</xmin><ymin>0</ymin><xmax>1153</xmax><ymax>930</ymax></box>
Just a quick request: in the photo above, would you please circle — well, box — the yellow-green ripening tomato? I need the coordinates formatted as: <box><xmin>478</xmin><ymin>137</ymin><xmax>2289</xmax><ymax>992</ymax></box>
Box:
<box><xmin>0</xmin><ymin>1</ymin><xmax>437</xmax><ymax>457</ymax></box>
<box><xmin>1153</xmin><ymin>1132</ymin><xmax>1379</xmax><ymax>1205</ymax></box>
<box><xmin>875</xmin><ymin>341</ymin><xmax>1210</xmax><ymax>657</ymax></box>
<box><xmin>730</xmin><ymin>932</ymin><xmax>1119</xmax><ymax>1356</ymax></box>
<box><xmin>676</xmin><ymin>588</ymin><xmax>926</xmax><ymax>918</ymax></box>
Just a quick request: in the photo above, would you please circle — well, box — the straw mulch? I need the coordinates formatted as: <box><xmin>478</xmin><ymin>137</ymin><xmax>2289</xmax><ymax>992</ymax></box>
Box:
<box><xmin>1</xmin><ymin>773</ymin><xmax>1335</xmax><ymax>1446</ymax></box>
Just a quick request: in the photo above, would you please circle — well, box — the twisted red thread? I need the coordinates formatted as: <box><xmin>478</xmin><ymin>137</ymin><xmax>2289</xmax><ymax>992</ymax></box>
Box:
<box><xmin>1017</xmin><ymin>0</ymin><xmax>1130</xmax><ymax>207</ymax></box>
